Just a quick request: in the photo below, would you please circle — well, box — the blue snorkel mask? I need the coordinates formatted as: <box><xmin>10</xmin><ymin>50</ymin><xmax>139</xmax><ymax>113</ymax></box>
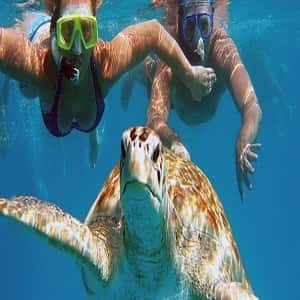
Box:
<box><xmin>179</xmin><ymin>0</ymin><xmax>215</xmax><ymax>61</ymax></box>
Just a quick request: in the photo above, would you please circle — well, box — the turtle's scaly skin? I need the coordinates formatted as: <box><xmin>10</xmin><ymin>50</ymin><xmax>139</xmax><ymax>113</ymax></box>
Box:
<box><xmin>0</xmin><ymin>127</ymin><xmax>258</xmax><ymax>299</ymax></box>
<box><xmin>166</xmin><ymin>147</ymin><xmax>252</xmax><ymax>298</ymax></box>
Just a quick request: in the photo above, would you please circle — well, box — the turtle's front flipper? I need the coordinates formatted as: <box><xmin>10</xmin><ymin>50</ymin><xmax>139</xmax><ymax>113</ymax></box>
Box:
<box><xmin>0</xmin><ymin>196</ymin><xmax>114</xmax><ymax>282</ymax></box>
<box><xmin>213</xmin><ymin>282</ymin><xmax>259</xmax><ymax>300</ymax></box>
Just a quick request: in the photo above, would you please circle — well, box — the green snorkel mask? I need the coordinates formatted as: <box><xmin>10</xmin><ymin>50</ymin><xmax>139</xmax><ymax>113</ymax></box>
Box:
<box><xmin>56</xmin><ymin>15</ymin><xmax>98</xmax><ymax>50</ymax></box>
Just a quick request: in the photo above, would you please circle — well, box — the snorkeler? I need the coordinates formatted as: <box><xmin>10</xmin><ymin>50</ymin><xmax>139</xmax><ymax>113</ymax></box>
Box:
<box><xmin>0</xmin><ymin>3</ymin><xmax>102</xmax><ymax>167</ymax></box>
<box><xmin>0</xmin><ymin>0</ymin><xmax>214</xmax><ymax>166</ymax></box>
<box><xmin>145</xmin><ymin>0</ymin><xmax>262</xmax><ymax>199</ymax></box>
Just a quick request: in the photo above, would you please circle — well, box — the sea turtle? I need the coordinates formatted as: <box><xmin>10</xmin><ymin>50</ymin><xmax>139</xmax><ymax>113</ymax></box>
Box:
<box><xmin>0</xmin><ymin>126</ymin><xmax>258</xmax><ymax>299</ymax></box>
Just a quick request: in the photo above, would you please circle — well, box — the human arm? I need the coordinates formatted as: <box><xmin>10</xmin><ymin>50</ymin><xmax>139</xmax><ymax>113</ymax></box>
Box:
<box><xmin>147</xmin><ymin>59</ymin><xmax>190</xmax><ymax>160</ymax></box>
<box><xmin>0</xmin><ymin>28</ymin><xmax>49</xmax><ymax>87</ymax></box>
<box><xmin>93</xmin><ymin>19</ymin><xmax>212</xmax><ymax>100</ymax></box>
<box><xmin>210</xmin><ymin>28</ymin><xmax>262</xmax><ymax>199</ymax></box>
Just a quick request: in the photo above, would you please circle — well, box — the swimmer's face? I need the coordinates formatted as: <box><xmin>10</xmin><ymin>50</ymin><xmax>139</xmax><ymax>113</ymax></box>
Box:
<box><xmin>58</xmin><ymin>3</ymin><xmax>95</xmax><ymax>76</ymax></box>
<box><xmin>179</xmin><ymin>1</ymin><xmax>214</xmax><ymax>54</ymax></box>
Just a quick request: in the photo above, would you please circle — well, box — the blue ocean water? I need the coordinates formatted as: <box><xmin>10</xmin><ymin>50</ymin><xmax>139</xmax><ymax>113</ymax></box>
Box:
<box><xmin>0</xmin><ymin>0</ymin><xmax>298</xmax><ymax>299</ymax></box>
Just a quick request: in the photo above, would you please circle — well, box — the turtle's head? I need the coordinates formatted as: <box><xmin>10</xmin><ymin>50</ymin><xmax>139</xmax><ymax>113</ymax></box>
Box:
<box><xmin>120</xmin><ymin>127</ymin><xmax>167</xmax><ymax>246</ymax></box>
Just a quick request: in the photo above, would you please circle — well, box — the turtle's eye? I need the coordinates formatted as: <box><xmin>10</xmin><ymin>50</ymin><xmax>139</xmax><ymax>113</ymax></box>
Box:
<box><xmin>152</xmin><ymin>144</ymin><xmax>160</xmax><ymax>163</ymax></box>
<box><xmin>121</xmin><ymin>141</ymin><xmax>126</xmax><ymax>160</ymax></box>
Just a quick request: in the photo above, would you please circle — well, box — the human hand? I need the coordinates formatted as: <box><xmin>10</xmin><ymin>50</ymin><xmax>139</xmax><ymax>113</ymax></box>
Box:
<box><xmin>236</xmin><ymin>143</ymin><xmax>261</xmax><ymax>201</ymax></box>
<box><xmin>171</xmin><ymin>141</ymin><xmax>191</xmax><ymax>161</ymax></box>
<box><xmin>186</xmin><ymin>66</ymin><xmax>216</xmax><ymax>101</ymax></box>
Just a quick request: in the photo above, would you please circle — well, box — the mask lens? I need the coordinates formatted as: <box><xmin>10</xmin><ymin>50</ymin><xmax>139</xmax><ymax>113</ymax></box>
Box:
<box><xmin>80</xmin><ymin>19</ymin><xmax>93</xmax><ymax>43</ymax></box>
<box><xmin>183</xmin><ymin>15</ymin><xmax>196</xmax><ymax>42</ymax></box>
<box><xmin>198</xmin><ymin>14</ymin><xmax>213</xmax><ymax>39</ymax></box>
<box><xmin>61</xmin><ymin>20</ymin><xmax>74</xmax><ymax>43</ymax></box>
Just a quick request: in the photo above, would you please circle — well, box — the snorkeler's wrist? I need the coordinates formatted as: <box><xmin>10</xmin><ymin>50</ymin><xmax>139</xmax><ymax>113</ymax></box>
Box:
<box><xmin>178</xmin><ymin>64</ymin><xmax>194</xmax><ymax>86</ymax></box>
<box><xmin>236</xmin><ymin>135</ymin><xmax>248</xmax><ymax>156</ymax></box>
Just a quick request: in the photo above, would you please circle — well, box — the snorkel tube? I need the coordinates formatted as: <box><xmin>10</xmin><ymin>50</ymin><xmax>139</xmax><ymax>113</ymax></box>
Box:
<box><xmin>51</xmin><ymin>33</ymin><xmax>81</xmax><ymax>83</ymax></box>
